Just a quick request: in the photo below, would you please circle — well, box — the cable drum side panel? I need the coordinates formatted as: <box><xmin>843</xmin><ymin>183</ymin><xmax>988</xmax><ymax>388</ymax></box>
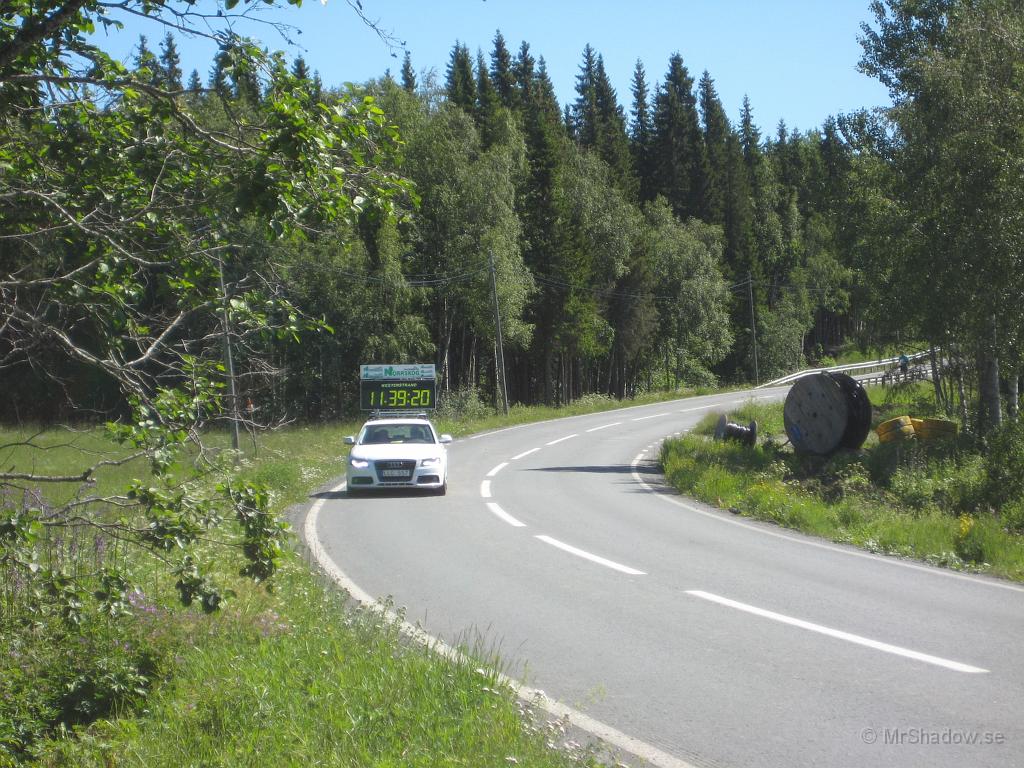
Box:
<box><xmin>783</xmin><ymin>373</ymin><xmax>850</xmax><ymax>455</ymax></box>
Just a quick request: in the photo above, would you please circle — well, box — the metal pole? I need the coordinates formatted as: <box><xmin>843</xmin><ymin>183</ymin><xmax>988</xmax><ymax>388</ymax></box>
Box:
<box><xmin>748</xmin><ymin>271</ymin><xmax>759</xmax><ymax>386</ymax></box>
<box><xmin>489</xmin><ymin>250</ymin><xmax>510</xmax><ymax>415</ymax></box>
<box><xmin>219</xmin><ymin>260</ymin><xmax>241</xmax><ymax>452</ymax></box>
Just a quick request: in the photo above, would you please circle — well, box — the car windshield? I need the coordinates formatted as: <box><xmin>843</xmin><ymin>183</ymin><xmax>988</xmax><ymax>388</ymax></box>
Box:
<box><xmin>360</xmin><ymin>423</ymin><xmax>435</xmax><ymax>445</ymax></box>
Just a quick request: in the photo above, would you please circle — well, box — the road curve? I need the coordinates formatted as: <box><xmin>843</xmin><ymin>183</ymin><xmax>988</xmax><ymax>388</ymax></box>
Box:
<box><xmin>306</xmin><ymin>389</ymin><xmax>1024</xmax><ymax>768</ymax></box>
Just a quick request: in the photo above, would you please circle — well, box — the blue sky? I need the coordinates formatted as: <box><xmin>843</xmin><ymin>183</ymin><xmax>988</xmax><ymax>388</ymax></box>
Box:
<box><xmin>97</xmin><ymin>0</ymin><xmax>892</xmax><ymax>135</ymax></box>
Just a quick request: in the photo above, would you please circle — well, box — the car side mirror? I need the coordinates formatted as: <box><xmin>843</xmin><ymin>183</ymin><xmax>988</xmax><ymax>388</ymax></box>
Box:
<box><xmin>439</xmin><ymin>434</ymin><xmax>453</xmax><ymax>444</ymax></box>
<box><xmin>343</xmin><ymin>436</ymin><xmax>355</xmax><ymax>445</ymax></box>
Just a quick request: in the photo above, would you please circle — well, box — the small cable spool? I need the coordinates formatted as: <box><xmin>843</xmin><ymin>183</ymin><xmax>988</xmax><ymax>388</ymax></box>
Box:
<box><xmin>714</xmin><ymin>414</ymin><xmax>758</xmax><ymax>447</ymax></box>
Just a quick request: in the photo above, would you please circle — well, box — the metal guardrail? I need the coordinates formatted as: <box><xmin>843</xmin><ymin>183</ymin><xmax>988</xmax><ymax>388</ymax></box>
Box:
<box><xmin>756</xmin><ymin>350</ymin><xmax>932</xmax><ymax>389</ymax></box>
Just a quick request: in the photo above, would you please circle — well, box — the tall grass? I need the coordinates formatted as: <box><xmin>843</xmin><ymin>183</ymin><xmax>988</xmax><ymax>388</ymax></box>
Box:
<box><xmin>662</xmin><ymin>392</ymin><xmax>1024</xmax><ymax>581</ymax></box>
<box><xmin>37</xmin><ymin>562</ymin><xmax>598</xmax><ymax>768</ymax></box>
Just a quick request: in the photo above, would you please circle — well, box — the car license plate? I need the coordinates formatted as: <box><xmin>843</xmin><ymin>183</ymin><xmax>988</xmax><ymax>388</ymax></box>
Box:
<box><xmin>382</xmin><ymin>469</ymin><xmax>408</xmax><ymax>477</ymax></box>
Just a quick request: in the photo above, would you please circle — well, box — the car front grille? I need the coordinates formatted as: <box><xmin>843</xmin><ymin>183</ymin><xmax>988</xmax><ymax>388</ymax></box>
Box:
<box><xmin>374</xmin><ymin>459</ymin><xmax>416</xmax><ymax>482</ymax></box>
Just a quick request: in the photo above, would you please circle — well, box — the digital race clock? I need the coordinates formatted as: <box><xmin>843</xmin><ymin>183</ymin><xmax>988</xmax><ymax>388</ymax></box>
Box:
<box><xmin>359</xmin><ymin>363</ymin><xmax>437</xmax><ymax>411</ymax></box>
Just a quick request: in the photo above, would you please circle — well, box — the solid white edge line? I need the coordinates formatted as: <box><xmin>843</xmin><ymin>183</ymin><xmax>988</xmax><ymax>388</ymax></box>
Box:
<box><xmin>546</xmin><ymin>434</ymin><xmax>578</xmax><ymax>446</ymax></box>
<box><xmin>486</xmin><ymin>501</ymin><xmax>527</xmax><ymax>528</ymax></box>
<box><xmin>586</xmin><ymin>421</ymin><xmax>622</xmax><ymax>433</ymax></box>
<box><xmin>303</xmin><ymin>488</ymin><xmax>697</xmax><ymax>768</ymax></box>
<box><xmin>628</xmin><ymin>454</ymin><xmax>1024</xmax><ymax>594</ymax></box>
<box><xmin>487</xmin><ymin>462</ymin><xmax>509</xmax><ymax>478</ymax></box>
<box><xmin>687</xmin><ymin>590</ymin><xmax>988</xmax><ymax>674</ymax></box>
<box><xmin>511</xmin><ymin>447</ymin><xmax>541</xmax><ymax>460</ymax></box>
<box><xmin>535</xmin><ymin>534</ymin><xmax>646</xmax><ymax>576</ymax></box>
<box><xmin>480</xmin><ymin>480</ymin><xmax>491</xmax><ymax>499</ymax></box>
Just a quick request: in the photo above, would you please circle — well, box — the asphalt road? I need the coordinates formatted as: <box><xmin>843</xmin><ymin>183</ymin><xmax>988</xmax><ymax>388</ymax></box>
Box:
<box><xmin>307</xmin><ymin>388</ymin><xmax>1024</xmax><ymax>768</ymax></box>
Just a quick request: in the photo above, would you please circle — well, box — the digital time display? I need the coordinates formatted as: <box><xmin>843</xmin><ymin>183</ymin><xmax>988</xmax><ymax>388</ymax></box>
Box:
<box><xmin>359</xmin><ymin>379</ymin><xmax>436</xmax><ymax>411</ymax></box>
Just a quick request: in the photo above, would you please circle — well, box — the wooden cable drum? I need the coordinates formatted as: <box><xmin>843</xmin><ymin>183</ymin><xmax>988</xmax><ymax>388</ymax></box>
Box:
<box><xmin>784</xmin><ymin>373</ymin><xmax>851</xmax><ymax>455</ymax></box>
<box><xmin>832</xmin><ymin>372</ymin><xmax>872</xmax><ymax>450</ymax></box>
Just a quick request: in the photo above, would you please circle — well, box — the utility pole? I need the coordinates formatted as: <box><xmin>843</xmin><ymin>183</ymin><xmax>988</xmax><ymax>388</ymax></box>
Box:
<box><xmin>489</xmin><ymin>250</ymin><xmax>510</xmax><ymax>415</ymax></box>
<box><xmin>219</xmin><ymin>260</ymin><xmax>241</xmax><ymax>452</ymax></box>
<box><xmin>748</xmin><ymin>271</ymin><xmax>759</xmax><ymax>386</ymax></box>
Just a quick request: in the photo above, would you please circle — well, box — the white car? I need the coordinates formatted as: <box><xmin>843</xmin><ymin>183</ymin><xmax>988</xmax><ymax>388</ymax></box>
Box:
<box><xmin>344</xmin><ymin>416</ymin><xmax>452</xmax><ymax>495</ymax></box>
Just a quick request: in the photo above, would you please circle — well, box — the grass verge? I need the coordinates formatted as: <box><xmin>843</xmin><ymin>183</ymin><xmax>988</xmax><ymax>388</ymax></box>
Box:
<box><xmin>661</xmin><ymin>385</ymin><xmax>1024</xmax><ymax>581</ymax></box>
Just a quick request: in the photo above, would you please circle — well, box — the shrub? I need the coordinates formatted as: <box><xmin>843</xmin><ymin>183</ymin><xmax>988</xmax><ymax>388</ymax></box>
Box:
<box><xmin>0</xmin><ymin>595</ymin><xmax>172</xmax><ymax>762</ymax></box>
<box><xmin>435</xmin><ymin>387</ymin><xmax>494</xmax><ymax>421</ymax></box>
<box><xmin>1001</xmin><ymin>498</ymin><xmax>1024</xmax><ymax>535</ymax></box>
<box><xmin>954</xmin><ymin>514</ymin><xmax>987</xmax><ymax>564</ymax></box>
<box><xmin>985</xmin><ymin>419</ymin><xmax>1024</xmax><ymax>508</ymax></box>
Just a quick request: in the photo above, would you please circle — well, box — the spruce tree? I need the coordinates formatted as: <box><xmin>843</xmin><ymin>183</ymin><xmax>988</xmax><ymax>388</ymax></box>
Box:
<box><xmin>490</xmin><ymin>31</ymin><xmax>517</xmax><ymax>109</ymax></box>
<box><xmin>475</xmin><ymin>49</ymin><xmax>500</xmax><ymax>146</ymax></box>
<box><xmin>630</xmin><ymin>60</ymin><xmax>655</xmax><ymax>202</ymax></box>
<box><xmin>572</xmin><ymin>44</ymin><xmax>599</xmax><ymax>148</ymax></box>
<box><xmin>739</xmin><ymin>95</ymin><xmax>762</xmax><ymax>171</ymax></box>
<box><xmin>739</xmin><ymin>97</ymin><xmax>785</xmax><ymax>299</ymax></box>
<box><xmin>516</xmin><ymin>51</ymin><xmax>568</xmax><ymax>403</ymax></box>
<box><xmin>651</xmin><ymin>53</ymin><xmax>707</xmax><ymax>220</ymax></box>
<box><xmin>400</xmin><ymin>50</ymin><xmax>417</xmax><ymax>93</ymax></box>
<box><xmin>133</xmin><ymin>35</ymin><xmax>161</xmax><ymax>86</ymax></box>
<box><xmin>593</xmin><ymin>55</ymin><xmax>634</xmax><ymax>197</ymax></box>
<box><xmin>513</xmin><ymin>41</ymin><xmax>535</xmax><ymax>110</ymax></box>
<box><xmin>209</xmin><ymin>49</ymin><xmax>230</xmax><ymax>96</ymax></box>
<box><xmin>698</xmin><ymin>70</ymin><xmax>730</xmax><ymax>224</ymax></box>
<box><xmin>445</xmin><ymin>42</ymin><xmax>476</xmax><ymax>113</ymax></box>
<box><xmin>291</xmin><ymin>55</ymin><xmax>311</xmax><ymax>81</ymax></box>
<box><xmin>187</xmin><ymin>69</ymin><xmax>202</xmax><ymax>94</ymax></box>
<box><xmin>158</xmin><ymin>32</ymin><xmax>182</xmax><ymax>91</ymax></box>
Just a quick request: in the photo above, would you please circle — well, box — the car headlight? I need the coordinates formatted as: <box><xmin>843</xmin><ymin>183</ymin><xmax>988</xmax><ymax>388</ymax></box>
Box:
<box><xmin>420</xmin><ymin>457</ymin><xmax>441</xmax><ymax>467</ymax></box>
<box><xmin>349</xmin><ymin>457</ymin><xmax>370</xmax><ymax>469</ymax></box>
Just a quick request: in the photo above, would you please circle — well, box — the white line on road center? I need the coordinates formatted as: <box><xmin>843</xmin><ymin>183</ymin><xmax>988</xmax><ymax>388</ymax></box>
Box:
<box><xmin>546</xmin><ymin>434</ymin><xmax>578</xmax><ymax>446</ymax></box>
<box><xmin>511</xmin><ymin>447</ymin><xmax>541</xmax><ymax>460</ymax></box>
<box><xmin>480</xmin><ymin>480</ymin><xmax>492</xmax><ymax>499</ymax></box>
<box><xmin>536</xmin><ymin>535</ymin><xmax>646</xmax><ymax>575</ymax></box>
<box><xmin>487</xmin><ymin>462</ymin><xmax>509</xmax><ymax>477</ymax></box>
<box><xmin>632</xmin><ymin>412</ymin><xmax>669</xmax><ymax>421</ymax></box>
<box><xmin>687</xmin><ymin>590</ymin><xmax>988</xmax><ymax>674</ymax></box>
<box><xmin>586</xmin><ymin>421</ymin><xmax>622</xmax><ymax>433</ymax></box>
<box><xmin>487</xmin><ymin>502</ymin><xmax>527</xmax><ymax>528</ymax></box>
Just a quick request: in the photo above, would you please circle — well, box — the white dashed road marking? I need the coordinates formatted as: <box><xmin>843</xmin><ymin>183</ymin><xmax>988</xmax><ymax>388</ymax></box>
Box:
<box><xmin>546</xmin><ymin>434</ymin><xmax>578</xmax><ymax>446</ymax></box>
<box><xmin>687</xmin><ymin>590</ymin><xmax>988</xmax><ymax>674</ymax></box>
<box><xmin>535</xmin><ymin>535</ymin><xmax>646</xmax><ymax>575</ymax></box>
<box><xmin>586</xmin><ymin>422</ymin><xmax>622</xmax><ymax>433</ymax></box>
<box><xmin>632</xmin><ymin>412</ymin><xmax>669</xmax><ymax>421</ymax></box>
<box><xmin>512</xmin><ymin>447</ymin><xmax>541</xmax><ymax>460</ymax></box>
<box><xmin>480</xmin><ymin>480</ymin><xmax>492</xmax><ymax>498</ymax></box>
<box><xmin>487</xmin><ymin>462</ymin><xmax>509</xmax><ymax>477</ymax></box>
<box><xmin>487</xmin><ymin>502</ymin><xmax>527</xmax><ymax>528</ymax></box>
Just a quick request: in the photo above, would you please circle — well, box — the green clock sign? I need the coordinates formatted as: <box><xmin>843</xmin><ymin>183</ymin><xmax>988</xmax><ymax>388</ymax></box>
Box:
<box><xmin>359</xmin><ymin>363</ymin><xmax>437</xmax><ymax>411</ymax></box>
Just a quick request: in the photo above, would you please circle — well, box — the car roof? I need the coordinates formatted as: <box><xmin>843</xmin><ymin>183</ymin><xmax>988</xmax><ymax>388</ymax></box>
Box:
<box><xmin>360</xmin><ymin>417</ymin><xmax>433</xmax><ymax>426</ymax></box>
